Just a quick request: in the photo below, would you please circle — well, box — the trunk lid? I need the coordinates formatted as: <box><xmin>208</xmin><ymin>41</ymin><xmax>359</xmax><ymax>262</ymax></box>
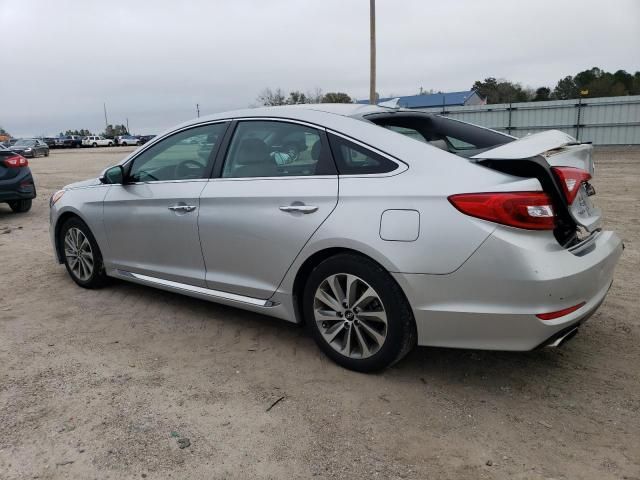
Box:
<box><xmin>472</xmin><ymin>130</ymin><xmax>594</xmax><ymax>174</ymax></box>
<box><xmin>470</xmin><ymin>130</ymin><xmax>601</xmax><ymax>246</ymax></box>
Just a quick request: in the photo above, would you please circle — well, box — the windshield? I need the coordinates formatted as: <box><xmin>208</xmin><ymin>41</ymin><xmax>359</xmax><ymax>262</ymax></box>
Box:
<box><xmin>15</xmin><ymin>139</ymin><xmax>36</xmax><ymax>146</ymax></box>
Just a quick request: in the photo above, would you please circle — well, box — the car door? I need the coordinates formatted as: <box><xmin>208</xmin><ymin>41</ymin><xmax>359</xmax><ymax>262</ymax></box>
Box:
<box><xmin>102</xmin><ymin>122</ymin><xmax>229</xmax><ymax>287</ymax></box>
<box><xmin>198</xmin><ymin>119</ymin><xmax>338</xmax><ymax>299</ymax></box>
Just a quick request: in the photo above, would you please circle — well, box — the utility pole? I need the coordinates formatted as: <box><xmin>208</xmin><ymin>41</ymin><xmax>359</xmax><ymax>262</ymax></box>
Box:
<box><xmin>196</xmin><ymin>104</ymin><xmax>200</xmax><ymax>118</ymax></box>
<box><xmin>103</xmin><ymin>103</ymin><xmax>109</xmax><ymax>129</ymax></box>
<box><xmin>126</xmin><ymin>118</ymin><xmax>130</xmax><ymax>133</ymax></box>
<box><xmin>369</xmin><ymin>0</ymin><xmax>376</xmax><ymax>105</ymax></box>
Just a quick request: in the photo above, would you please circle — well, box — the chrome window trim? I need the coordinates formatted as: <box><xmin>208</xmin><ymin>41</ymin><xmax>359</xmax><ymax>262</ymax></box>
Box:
<box><xmin>117</xmin><ymin>270</ymin><xmax>269</xmax><ymax>307</ymax></box>
<box><xmin>207</xmin><ymin>175</ymin><xmax>337</xmax><ymax>183</ymax></box>
<box><xmin>230</xmin><ymin>116</ymin><xmax>326</xmax><ymax>130</ymax></box>
<box><xmin>124</xmin><ymin>178</ymin><xmax>209</xmax><ymax>186</ymax></box>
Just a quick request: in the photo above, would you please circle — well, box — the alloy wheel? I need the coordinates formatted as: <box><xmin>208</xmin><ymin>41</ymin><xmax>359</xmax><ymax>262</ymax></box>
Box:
<box><xmin>313</xmin><ymin>273</ymin><xmax>388</xmax><ymax>359</ymax></box>
<box><xmin>64</xmin><ymin>227</ymin><xmax>94</xmax><ymax>281</ymax></box>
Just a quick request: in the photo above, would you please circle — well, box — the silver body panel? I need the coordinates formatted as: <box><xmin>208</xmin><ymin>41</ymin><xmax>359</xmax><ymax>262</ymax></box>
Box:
<box><xmin>50</xmin><ymin>104</ymin><xmax>623</xmax><ymax>351</ymax></box>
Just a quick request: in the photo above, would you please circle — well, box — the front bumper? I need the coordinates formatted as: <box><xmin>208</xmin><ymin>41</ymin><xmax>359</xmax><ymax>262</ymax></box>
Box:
<box><xmin>393</xmin><ymin>228</ymin><xmax>623</xmax><ymax>351</ymax></box>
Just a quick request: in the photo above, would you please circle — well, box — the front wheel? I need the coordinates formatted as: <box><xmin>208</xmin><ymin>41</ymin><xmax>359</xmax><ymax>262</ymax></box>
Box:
<box><xmin>8</xmin><ymin>199</ymin><xmax>32</xmax><ymax>213</ymax></box>
<box><xmin>59</xmin><ymin>217</ymin><xmax>108</xmax><ymax>289</ymax></box>
<box><xmin>108</xmin><ymin>142</ymin><xmax>113</xmax><ymax>147</ymax></box>
<box><xmin>303</xmin><ymin>254</ymin><xmax>416</xmax><ymax>372</ymax></box>
<box><xmin>92</xmin><ymin>143</ymin><xmax>97</xmax><ymax>148</ymax></box>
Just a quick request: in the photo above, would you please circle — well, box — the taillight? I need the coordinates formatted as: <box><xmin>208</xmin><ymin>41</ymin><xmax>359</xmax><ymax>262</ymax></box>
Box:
<box><xmin>3</xmin><ymin>154</ymin><xmax>28</xmax><ymax>168</ymax></box>
<box><xmin>448</xmin><ymin>192</ymin><xmax>556</xmax><ymax>230</ymax></box>
<box><xmin>536</xmin><ymin>302</ymin><xmax>585</xmax><ymax>320</ymax></box>
<box><xmin>551</xmin><ymin>167</ymin><xmax>591</xmax><ymax>204</ymax></box>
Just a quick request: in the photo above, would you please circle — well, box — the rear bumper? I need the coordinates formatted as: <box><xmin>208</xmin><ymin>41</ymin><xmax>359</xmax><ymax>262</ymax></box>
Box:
<box><xmin>0</xmin><ymin>170</ymin><xmax>37</xmax><ymax>202</ymax></box>
<box><xmin>393</xmin><ymin>228</ymin><xmax>623</xmax><ymax>351</ymax></box>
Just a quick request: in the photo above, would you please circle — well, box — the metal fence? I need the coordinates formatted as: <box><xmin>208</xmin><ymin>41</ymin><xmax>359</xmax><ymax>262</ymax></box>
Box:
<box><xmin>418</xmin><ymin>95</ymin><xmax>640</xmax><ymax>145</ymax></box>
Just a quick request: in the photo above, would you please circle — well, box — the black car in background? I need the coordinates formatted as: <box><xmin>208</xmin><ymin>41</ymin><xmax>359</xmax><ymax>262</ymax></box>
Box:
<box><xmin>10</xmin><ymin>138</ymin><xmax>49</xmax><ymax>158</ymax></box>
<box><xmin>0</xmin><ymin>145</ymin><xmax>36</xmax><ymax>212</ymax></box>
<box><xmin>43</xmin><ymin>137</ymin><xmax>58</xmax><ymax>148</ymax></box>
<box><xmin>137</xmin><ymin>134</ymin><xmax>156</xmax><ymax>145</ymax></box>
<box><xmin>54</xmin><ymin>135</ymin><xmax>82</xmax><ymax>148</ymax></box>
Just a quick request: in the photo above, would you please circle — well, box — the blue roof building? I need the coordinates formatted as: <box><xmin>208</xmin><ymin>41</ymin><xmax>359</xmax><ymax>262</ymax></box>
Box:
<box><xmin>357</xmin><ymin>90</ymin><xmax>485</xmax><ymax>109</ymax></box>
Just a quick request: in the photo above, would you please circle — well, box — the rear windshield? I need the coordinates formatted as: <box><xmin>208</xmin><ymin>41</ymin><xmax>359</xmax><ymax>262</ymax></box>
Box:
<box><xmin>364</xmin><ymin>112</ymin><xmax>514</xmax><ymax>157</ymax></box>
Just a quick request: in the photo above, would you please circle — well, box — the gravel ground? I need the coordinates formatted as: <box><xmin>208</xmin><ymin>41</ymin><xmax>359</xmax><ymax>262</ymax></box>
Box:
<box><xmin>1</xmin><ymin>146</ymin><xmax>639</xmax><ymax>479</ymax></box>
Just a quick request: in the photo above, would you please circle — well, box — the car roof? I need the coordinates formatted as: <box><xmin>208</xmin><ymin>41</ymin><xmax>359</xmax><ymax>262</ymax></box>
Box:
<box><xmin>184</xmin><ymin>103</ymin><xmax>405</xmax><ymax>127</ymax></box>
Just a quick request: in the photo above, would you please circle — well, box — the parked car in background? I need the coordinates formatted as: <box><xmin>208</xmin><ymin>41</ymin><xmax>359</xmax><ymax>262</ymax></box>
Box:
<box><xmin>48</xmin><ymin>104</ymin><xmax>622</xmax><ymax>372</ymax></box>
<box><xmin>138</xmin><ymin>135</ymin><xmax>156</xmax><ymax>145</ymax></box>
<box><xmin>82</xmin><ymin>135</ymin><xmax>113</xmax><ymax>147</ymax></box>
<box><xmin>43</xmin><ymin>137</ymin><xmax>58</xmax><ymax>148</ymax></box>
<box><xmin>10</xmin><ymin>138</ymin><xmax>49</xmax><ymax>158</ymax></box>
<box><xmin>116</xmin><ymin>135</ymin><xmax>141</xmax><ymax>146</ymax></box>
<box><xmin>54</xmin><ymin>135</ymin><xmax>83</xmax><ymax>148</ymax></box>
<box><xmin>0</xmin><ymin>145</ymin><xmax>36</xmax><ymax>212</ymax></box>
<box><xmin>2</xmin><ymin>138</ymin><xmax>18</xmax><ymax>148</ymax></box>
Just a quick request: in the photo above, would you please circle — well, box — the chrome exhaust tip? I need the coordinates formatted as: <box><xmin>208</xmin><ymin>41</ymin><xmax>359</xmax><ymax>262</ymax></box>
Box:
<box><xmin>547</xmin><ymin>327</ymin><xmax>579</xmax><ymax>348</ymax></box>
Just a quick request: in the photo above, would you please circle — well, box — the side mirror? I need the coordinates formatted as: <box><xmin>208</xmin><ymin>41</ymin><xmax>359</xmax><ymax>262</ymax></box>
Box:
<box><xmin>100</xmin><ymin>165</ymin><xmax>124</xmax><ymax>184</ymax></box>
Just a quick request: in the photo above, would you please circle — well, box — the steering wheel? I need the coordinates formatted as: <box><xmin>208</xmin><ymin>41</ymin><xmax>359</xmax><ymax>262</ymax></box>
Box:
<box><xmin>175</xmin><ymin>159</ymin><xmax>203</xmax><ymax>179</ymax></box>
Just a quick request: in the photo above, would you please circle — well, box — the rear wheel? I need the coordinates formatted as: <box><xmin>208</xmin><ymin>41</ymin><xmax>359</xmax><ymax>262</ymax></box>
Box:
<box><xmin>92</xmin><ymin>143</ymin><xmax>97</xmax><ymax>148</ymax></box>
<box><xmin>59</xmin><ymin>217</ymin><xmax>108</xmax><ymax>288</ymax></box>
<box><xmin>44</xmin><ymin>150</ymin><xmax>49</xmax><ymax>157</ymax></box>
<box><xmin>9</xmin><ymin>199</ymin><xmax>32</xmax><ymax>213</ymax></box>
<box><xmin>303</xmin><ymin>253</ymin><xmax>416</xmax><ymax>372</ymax></box>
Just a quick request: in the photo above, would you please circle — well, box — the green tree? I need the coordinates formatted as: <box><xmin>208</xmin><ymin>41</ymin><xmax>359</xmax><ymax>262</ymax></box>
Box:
<box><xmin>103</xmin><ymin>124</ymin><xmax>129</xmax><ymax>138</ymax></box>
<box><xmin>322</xmin><ymin>92</ymin><xmax>352</xmax><ymax>103</ymax></box>
<box><xmin>532</xmin><ymin>87</ymin><xmax>551</xmax><ymax>101</ymax></box>
<box><xmin>64</xmin><ymin>129</ymin><xmax>93</xmax><ymax>136</ymax></box>
<box><xmin>472</xmin><ymin>77</ymin><xmax>530</xmax><ymax>104</ymax></box>
<box><xmin>287</xmin><ymin>91</ymin><xmax>308</xmax><ymax>104</ymax></box>
<box><xmin>0</xmin><ymin>126</ymin><xmax>8</xmax><ymax>136</ymax></box>
<box><xmin>552</xmin><ymin>76</ymin><xmax>578</xmax><ymax>100</ymax></box>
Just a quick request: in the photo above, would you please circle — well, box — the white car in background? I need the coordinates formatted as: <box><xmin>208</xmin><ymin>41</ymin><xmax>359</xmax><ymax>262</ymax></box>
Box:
<box><xmin>116</xmin><ymin>135</ymin><xmax>141</xmax><ymax>147</ymax></box>
<box><xmin>82</xmin><ymin>136</ymin><xmax>113</xmax><ymax>147</ymax></box>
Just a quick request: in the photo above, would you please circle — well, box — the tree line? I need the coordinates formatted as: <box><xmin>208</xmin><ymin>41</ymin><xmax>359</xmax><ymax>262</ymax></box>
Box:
<box><xmin>255</xmin><ymin>88</ymin><xmax>352</xmax><ymax>106</ymax></box>
<box><xmin>472</xmin><ymin>67</ymin><xmax>640</xmax><ymax>104</ymax></box>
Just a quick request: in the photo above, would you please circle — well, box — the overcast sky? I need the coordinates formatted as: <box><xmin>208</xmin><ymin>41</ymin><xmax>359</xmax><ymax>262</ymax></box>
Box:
<box><xmin>1</xmin><ymin>0</ymin><xmax>638</xmax><ymax>136</ymax></box>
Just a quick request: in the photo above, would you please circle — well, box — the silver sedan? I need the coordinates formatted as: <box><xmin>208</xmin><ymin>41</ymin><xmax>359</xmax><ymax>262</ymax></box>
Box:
<box><xmin>49</xmin><ymin>104</ymin><xmax>622</xmax><ymax>371</ymax></box>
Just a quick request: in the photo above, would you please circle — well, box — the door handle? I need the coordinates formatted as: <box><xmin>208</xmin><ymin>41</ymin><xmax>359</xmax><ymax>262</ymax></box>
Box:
<box><xmin>279</xmin><ymin>205</ymin><xmax>318</xmax><ymax>214</ymax></box>
<box><xmin>168</xmin><ymin>205</ymin><xmax>197</xmax><ymax>212</ymax></box>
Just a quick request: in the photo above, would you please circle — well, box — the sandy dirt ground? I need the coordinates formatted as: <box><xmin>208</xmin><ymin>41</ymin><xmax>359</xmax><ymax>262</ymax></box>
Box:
<box><xmin>0</xmin><ymin>146</ymin><xmax>638</xmax><ymax>480</ymax></box>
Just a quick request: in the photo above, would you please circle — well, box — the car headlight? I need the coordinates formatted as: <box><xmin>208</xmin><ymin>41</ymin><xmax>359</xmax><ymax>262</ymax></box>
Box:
<box><xmin>50</xmin><ymin>190</ymin><xmax>65</xmax><ymax>207</ymax></box>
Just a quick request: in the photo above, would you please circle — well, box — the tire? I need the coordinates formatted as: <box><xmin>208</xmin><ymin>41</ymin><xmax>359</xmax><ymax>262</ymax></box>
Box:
<box><xmin>59</xmin><ymin>217</ymin><xmax>108</xmax><ymax>289</ymax></box>
<box><xmin>8</xmin><ymin>199</ymin><xmax>32</xmax><ymax>213</ymax></box>
<box><xmin>45</xmin><ymin>150</ymin><xmax>49</xmax><ymax>157</ymax></box>
<box><xmin>303</xmin><ymin>253</ymin><xmax>416</xmax><ymax>372</ymax></box>
<box><xmin>92</xmin><ymin>143</ymin><xmax>97</xmax><ymax>148</ymax></box>
<box><xmin>108</xmin><ymin>142</ymin><xmax>113</xmax><ymax>147</ymax></box>
<box><xmin>122</xmin><ymin>142</ymin><xmax>128</xmax><ymax>146</ymax></box>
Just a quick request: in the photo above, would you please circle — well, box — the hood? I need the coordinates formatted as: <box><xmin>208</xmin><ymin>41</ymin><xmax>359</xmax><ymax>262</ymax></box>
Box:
<box><xmin>64</xmin><ymin>178</ymin><xmax>102</xmax><ymax>189</ymax></box>
<box><xmin>471</xmin><ymin>130</ymin><xmax>577</xmax><ymax>160</ymax></box>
